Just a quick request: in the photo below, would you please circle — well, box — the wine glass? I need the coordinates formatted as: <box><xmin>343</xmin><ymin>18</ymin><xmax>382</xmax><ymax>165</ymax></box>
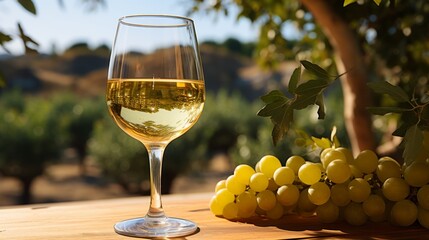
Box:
<box><xmin>106</xmin><ymin>14</ymin><xmax>205</xmax><ymax>238</ymax></box>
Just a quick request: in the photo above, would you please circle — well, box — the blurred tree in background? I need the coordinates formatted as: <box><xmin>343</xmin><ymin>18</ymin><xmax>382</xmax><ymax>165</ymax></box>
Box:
<box><xmin>190</xmin><ymin>0</ymin><xmax>429</xmax><ymax>158</ymax></box>
<box><xmin>0</xmin><ymin>91</ymin><xmax>68</xmax><ymax>203</ymax></box>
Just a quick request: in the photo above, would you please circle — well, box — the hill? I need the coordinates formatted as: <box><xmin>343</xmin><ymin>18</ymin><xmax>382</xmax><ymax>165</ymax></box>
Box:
<box><xmin>0</xmin><ymin>44</ymin><xmax>295</xmax><ymax>100</ymax></box>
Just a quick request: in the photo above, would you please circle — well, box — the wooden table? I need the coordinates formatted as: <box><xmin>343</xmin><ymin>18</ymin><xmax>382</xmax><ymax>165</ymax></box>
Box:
<box><xmin>0</xmin><ymin>192</ymin><xmax>428</xmax><ymax>239</ymax></box>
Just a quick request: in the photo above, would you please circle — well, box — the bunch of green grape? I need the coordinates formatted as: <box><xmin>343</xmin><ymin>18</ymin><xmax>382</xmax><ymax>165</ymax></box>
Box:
<box><xmin>209</xmin><ymin>147</ymin><xmax>429</xmax><ymax>229</ymax></box>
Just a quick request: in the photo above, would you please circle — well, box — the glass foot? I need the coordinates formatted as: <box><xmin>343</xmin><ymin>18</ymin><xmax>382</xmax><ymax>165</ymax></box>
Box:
<box><xmin>114</xmin><ymin>217</ymin><xmax>198</xmax><ymax>238</ymax></box>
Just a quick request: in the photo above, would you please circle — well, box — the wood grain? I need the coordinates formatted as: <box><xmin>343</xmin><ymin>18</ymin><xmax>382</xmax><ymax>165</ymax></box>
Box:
<box><xmin>0</xmin><ymin>192</ymin><xmax>428</xmax><ymax>239</ymax></box>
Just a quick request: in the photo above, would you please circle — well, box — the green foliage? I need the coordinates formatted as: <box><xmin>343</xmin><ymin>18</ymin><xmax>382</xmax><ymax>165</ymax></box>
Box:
<box><xmin>17</xmin><ymin>0</ymin><xmax>37</xmax><ymax>14</ymax></box>
<box><xmin>48</xmin><ymin>93</ymin><xmax>105</xmax><ymax>158</ymax></box>
<box><xmin>368</xmin><ymin>81</ymin><xmax>429</xmax><ymax>164</ymax></box>
<box><xmin>0</xmin><ymin>32</ymin><xmax>13</xmax><ymax>54</ymax></box>
<box><xmin>88</xmin><ymin>115</ymin><xmax>149</xmax><ymax>193</ymax></box>
<box><xmin>343</xmin><ymin>0</ymin><xmax>381</xmax><ymax>7</ymax></box>
<box><xmin>202</xmin><ymin>37</ymin><xmax>255</xmax><ymax>57</ymax></box>
<box><xmin>0</xmin><ymin>91</ymin><xmax>68</xmax><ymax>178</ymax></box>
<box><xmin>257</xmin><ymin>60</ymin><xmax>341</xmax><ymax>145</ymax></box>
<box><xmin>190</xmin><ymin>0</ymin><xmax>429</xmax><ymax>166</ymax></box>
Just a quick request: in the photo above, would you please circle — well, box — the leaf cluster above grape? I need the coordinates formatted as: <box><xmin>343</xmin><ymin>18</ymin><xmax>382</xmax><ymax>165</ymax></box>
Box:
<box><xmin>257</xmin><ymin>60</ymin><xmax>342</xmax><ymax>146</ymax></box>
<box><xmin>367</xmin><ymin>81</ymin><xmax>429</xmax><ymax>165</ymax></box>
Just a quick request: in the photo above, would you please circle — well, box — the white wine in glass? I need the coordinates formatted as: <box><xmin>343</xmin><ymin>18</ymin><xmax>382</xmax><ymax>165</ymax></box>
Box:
<box><xmin>107</xmin><ymin>14</ymin><xmax>205</xmax><ymax>238</ymax></box>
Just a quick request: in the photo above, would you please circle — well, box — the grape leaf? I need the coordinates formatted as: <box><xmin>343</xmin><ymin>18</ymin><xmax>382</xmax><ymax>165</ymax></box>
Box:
<box><xmin>258</xmin><ymin>61</ymin><xmax>339</xmax><ymax>146</ymax></box>
<box><xmin>258</xmin><ymin>96</ymin><xmax>290</xmax><ymax>117</ymax></box>
<box><xmin>373</xmin><ymin>0</ymin><xmax>382</xmax><ymax>6</ymax></box>
<box><xmin>392</xmin><ymin>111</ymin><xmax>419</xmax><ymax>137</ymax></box>
<box><xmin>17</xmin><ymin>23</ymin><xmax>39</xmax><ymax>54</ymax></box>
<box><xmin>343</xmin><ymin>0</ymin><xmax>357</xmax><ymax>7</ymax></box>
<box><xmin>0</xmin><ymin>32</ymin><xmax>12</xmax><ymax>54</ymax></box>
<box><xmin>17</xmin><ymin>0</ymin><xmax>36</xmax><ymax>15</ymax></box>
<box><xmin>0</xmin><ymin>32</ymin><xmax>12</xmax><ymax>44</ymax></box>
<box><xmin>367</xmin><ymin>106</ymin><xmax>411</xmax><ymax>115</ymax></box>
<box><xmin>315</xmin><ymin>94</ymin><xmax>326</xmax><ymax>119</ymax></box>
<box><xmin>402</xmin><ymin>124</ymin><xmax>424</xmax><ymax>165</ymax></box>
<box><xmin>260</xmin><ymin>89</ymin><xmax>288</xmax><ymax>104</ymax></box>
<box><xmin>288</xmin><ymin>66</ymin><xmax>301</xmax><ymax>94</ymax></box>
<box><xmin>343</xmin><ymin>0</ymin><xmax>380</xmax><ymax>7</ymax></box>
<box><xmin>330</xmin><ymin>126</ymin><xmax>341</xmax><ymax>148</ymax></box>
<box><xmin>257</xmin><ymin>90</ymin><xmax>293</xmax><ymax>145</ymax></box>
<box><xmin>293</xmin><ymin>79</ymin><xmax>329</xmax><ymax>110</ymax></box>
<box><xmin>300</xmin><ymin>60</ymin><xmax>331</xmax><ymax>81</ymax></box>
<box><xmin>271</xmin><ymin>104</ymin><xmax>294</xmax><ymax>146</ymax></box>
<box><xmin>367</xmin><ymin>81</ymin><xmax>409</xmax><ymax>103</ymax></box>
<box><xmin>311</xmin><ymin>136</ymin><xmax>331</xmax><ymax>149</ymax></box>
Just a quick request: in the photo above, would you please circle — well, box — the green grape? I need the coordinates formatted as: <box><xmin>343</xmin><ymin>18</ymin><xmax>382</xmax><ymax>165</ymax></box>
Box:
<box><xmin>277</xmin><ymin>184</ymin><xmax>300</xmax><ymax>206</ymax></box>
<box><xmin>330</xmin><ymin>183</ymin><xmax>351</xmax><ymax>207</ymax></box>
<box><xmin>215</xmin><ymin>188</ymin><xmax>235</xmax><ymax>203</ymax></box>
<box><xmin>321</xmin><ymin>149</ymin><xmax>346</xmax><ymax>169</ymax></box>
<box><xmin>286</xmin><ymin>155</ymin><xmax>306</xmax><ymax>174</ymax></box>
<box><xmin>297</xmin><ymin>187</ymin><xmax>317</xmax><ymax>213</ymax></box>
<box><xmin>390</xmin><ymin>199</ymin><xmax>417</xmax><ymax>227</ymax></box>
<box><xmin>215</xmin><ymin>179</ymin><xmax>226</xmax><ymax>192</ymax></box>
<box><xmin>234</xmin><ymin>164</ymin><xmax>256</xmax><ymax>185</ymax></box>
<box><xmin>308</xmin><ymin>182</ymin><xmax>331</xmax><ymax>205</ymax></box>
<box><xmin>382</xmin><ymin>177</ymin><xmax>410</xmax><ymax>202</ymax></box>
<box><xmin>344</xmin><ymin>202</ymin><xmax>368</xmax><ymax>226</ymax></box>
<box><xmin>210</xmin><ymin>188</ymin><xmax>236</xmax><ymax>216</ymax></box>
<box><xmin>216</xmin><ymin>188</ymin><xmax>235</xmax><ymax>204</ymax></box>
<box><xmin>320</xmin><ymin>148</ymin><xmax>333</xmax><ymax>162</ymax></box>
<box><xmin>354</xmin><ymin>150</ymin><xmax>378</xmax><ymax>174</ymax></box>
<box><xmin>349</xmin><ymin>164</ymin><xmax>363</xmax><ymax>178</ymax></box>
<box><xmin>417</xmin><ymin>185</ymin><xmax>429</xmax><ymax>210</ymax></box>
<box><xmin>236</xmin><ymin>191</ymin><xmax>257</xmax><ymax>218</ymax></box>
<box><xmin>415</xmin><ymin>145</ymin><xmax>429</xmax><ymax>162</ymax></box>
<box><xmin>255</xmin><ymin>161</ymin><xmax>261</xmax><ymax>173</ymax></box>
<box><xmin>336</xmin><ymin>147</ymin><xmax>354</xmax><ymax>163</ymax></box>
<box><xmin>418</xmin><ymin>206</ymin><xmax>429</xmax><ymax>229</ymax></box>
<box><xmin>348</xmin><ymin>178</ymin><xmax>371</xmax><ymax>203</ymax></box>
<box><xmin>257</xmin><ymin>190</ymin><xmax>277</xmax><ymax>211</ymax></box>
<box><xmin>362</xmin><ymin>194</ymin><xmax>385</xmax><ymax>218</ymax></box>
<box><xmin>326</xmin><ymin>159</ymin><xmax>351</xmax><ymax>184</ymax></box>
<box><xmin>376</xmin><ymin>157</ymin><xmax>401</xmax><ymax>183</ymax></box>
<box><xmin>259</xmin><ymin>155</ymin><xmax>282</xmax><ymax>178</ymax></box>
<box><xmin>209</xmin><ymin>195</ymin><xmax>223</xmax><ymax>216</ymax></box>
<box><xmin>403</xmin><ymin>161</ymin><xmax>429</xmax><ymax>187</ymax></box>
<box><xmin>249</xmin><ymin>172</ymin><xmax>269</xmax><ymax>192</ymax></box>
<box><xmin>315</xmin><ymin>200</ymin><xmax>339</xmax><ymax>223</ymax></box>
<box><xmin>315</xmin><ymin>162</ymin><xmax>325</xmax><ymax>174</ymax></box>
<box><xmin>273</xmin><ymin>166</ymin><xmax>295</xmax><ymax>186</ymax></box>
<box><xmin>266</xmin><ymin>202</ymin><xmax>284</xmax><ymax>220</ymax></box>
<box><xmin>267</xmin><ymin>178</ymin><xmax>279</xmax><ymax>191</ymax></box>
<box><xmin>223</xmin><ymin>202</ymin><xmax>239</xmax><ymax>220</ymax></box>
<box><xmin>226</xmin><ymin>175</ymin><xmax>246</xmax><ymax>195</ymax></box>
<box><xmin>298</xmin><ymin>162</ymin><xmax>322</xmax><ymax>185</ymax></box>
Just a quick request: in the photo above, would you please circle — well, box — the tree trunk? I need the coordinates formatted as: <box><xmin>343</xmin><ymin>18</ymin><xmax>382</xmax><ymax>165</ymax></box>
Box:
<box><xmin>300</xmin><ymin>0</ymin><xmax>376</xmax><ymax>157</ymax></box>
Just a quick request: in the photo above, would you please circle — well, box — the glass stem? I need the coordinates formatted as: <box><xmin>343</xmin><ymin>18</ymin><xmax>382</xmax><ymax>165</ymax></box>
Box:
<box><xmin>145</xmin><ymin>143</ymin><xmax>167</xmax><ymax>225</ymax></box>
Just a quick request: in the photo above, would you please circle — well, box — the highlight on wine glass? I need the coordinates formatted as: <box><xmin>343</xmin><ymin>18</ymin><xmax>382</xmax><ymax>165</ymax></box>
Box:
<box><xmin>106</xmin><ymin>14</ymin><xmax>205</xmax><ymax>238</ymax></box>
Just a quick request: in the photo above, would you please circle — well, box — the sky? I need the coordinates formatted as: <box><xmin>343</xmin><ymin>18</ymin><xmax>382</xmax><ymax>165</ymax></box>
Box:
<box><xmin>0</xmin><ymin>0</ymin><xmax>263</xmax><ymax>55</ymax></box>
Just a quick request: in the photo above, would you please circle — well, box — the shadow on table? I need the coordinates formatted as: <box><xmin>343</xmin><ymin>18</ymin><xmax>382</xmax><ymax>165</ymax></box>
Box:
<box><xmin>231</xmin><ymin>215</ymin><xmax>424</xmax><ymax>239</ymax></box>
